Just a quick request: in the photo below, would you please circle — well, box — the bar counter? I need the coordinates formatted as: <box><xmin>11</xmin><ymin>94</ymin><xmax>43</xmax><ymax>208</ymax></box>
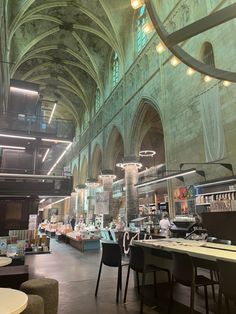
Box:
<box><xmin>134</xmin><ymin>238</ymin><xmax>236</xmax><ymax>263</ymax></box>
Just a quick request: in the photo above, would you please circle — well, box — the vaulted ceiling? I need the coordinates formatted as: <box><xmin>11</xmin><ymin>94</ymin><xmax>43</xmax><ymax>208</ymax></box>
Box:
<box><xmin>7</xmin><ymin>0</ymin><xmax>131</xmax><ymax>125</ymax></box>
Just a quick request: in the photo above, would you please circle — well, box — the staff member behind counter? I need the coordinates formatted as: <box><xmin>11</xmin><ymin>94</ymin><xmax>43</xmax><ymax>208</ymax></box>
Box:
<box><xmin>159</xmin><ymin>212</ymin><xmax>171</xmax><ymax>237</ymax></box>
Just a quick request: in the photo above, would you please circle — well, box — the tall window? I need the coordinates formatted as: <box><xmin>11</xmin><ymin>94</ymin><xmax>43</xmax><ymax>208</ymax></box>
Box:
<box><xmin>202</xmin><ymin>42</ymin><xmax>215</xmax><ymax>67</ymax></box>
<box><xmin>112</xmin><ymin>52</ymin><xmax>119</xmax><ymax>87</ymax></box>
<box><xmin>137</xmin><ymin>6</ymin><xmax>147</xmax><ymax>53</ymax></box>
<box><xmin>83</xmin><ymin>110</ymin><xmax>89</xmax><ymax>131</ymax></box>
<box><xmin>95</xmin><ymin>88</ymin><xmax>100</xmax><ymax>113</ymax></box>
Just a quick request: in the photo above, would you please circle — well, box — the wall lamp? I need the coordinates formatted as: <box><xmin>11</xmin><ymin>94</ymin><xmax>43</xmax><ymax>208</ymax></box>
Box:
<box><xmin>180</xmin><ymin>162</ymin><xmax>233</xmax><ymax>174</ymax></box>
<box><xmin>135</xmin><ymin>168</ymin><xmax>203</xmax><ymax>188</ymax></box>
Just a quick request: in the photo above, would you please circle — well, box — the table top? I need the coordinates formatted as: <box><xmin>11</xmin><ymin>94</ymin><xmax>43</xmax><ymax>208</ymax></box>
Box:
<box><xmin>0</xmin><ymin>288</ymin><xmax>28</xmax><ymax>314</ymax></box>
<box><xmin>0</xmin><ymin>257</ymin><xmax>12</xmax><ymax>267</ymax></box>
<box><xmin>134</xmin><ymin>238</ymin><xmax>236</xmax><ymax>262</ymax></box>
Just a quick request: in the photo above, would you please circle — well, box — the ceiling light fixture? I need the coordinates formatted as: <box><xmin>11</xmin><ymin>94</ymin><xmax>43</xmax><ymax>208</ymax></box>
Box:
<box><xmin>10</xmin><ymin>86</ymin><xmax>39</xmax><ymax>95</ymax></box>
<box><xmin>42</xmin><ymin>138</ymin><xmax>72</xmax><ymax>144</ymax></box>
<box><xmin>131</xmin><ymin>0</ymin><xmax>145</xmax><ymax>10</ymax></box>
<box><xmin>85</xmin><ymin>178</ymin><xmax>100</xmax><ymax>188</ymax></box>
<box><xmin>139</xmin><ymin>150</ymin><xmax>156</xmax><ymax>157</ymax></box>
<box><xmin>39</xmin><ymin>198</ymin><xmax>45</xmax><ymax>203</ymax></box>
<box><xmin>204</xmin><ymin>75</ymin><xmax>213</xmax><ymax>83</ymax></box>
<box><xmin>116</xmin><ymin>162</ymin><xmax>142</xmax><ymax>169</ymax></box>
<box><xmin>47</xmin><ymin>143</ymin><xmax>72</xmax><ymax>175</ymax></box>
<box><xmin>0</xmin><ymin>145</ymin><xmax>25</xmax><ymax>150</ymax></box>
<box><xmin>0</xmin><ymin>134</ymin><xmax>36</xmax><ymax>140</ymax></box>
<box><xmin>42</xmin><ymin>148</ymin><xmax>50</xmax><ymax>162</ymax></box>
<box><xmin>48</xmin><ymin>102</ymin><xmax>57</xmax><ymax>124</ymax></box>
<box><xmin>136</xmin><ymin>169</ymin><xmax>197</xmax><ymax>188</ymax></box>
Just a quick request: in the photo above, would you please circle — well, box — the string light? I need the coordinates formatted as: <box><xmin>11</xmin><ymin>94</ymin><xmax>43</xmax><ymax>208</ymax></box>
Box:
<box><xmin>223</xmin><ymin>80</ymin><xmax>231</xmax><ymax>87</ymax></box>
<box><xmin>156</xmin><ymin>42</ymin><xmax>166</xmax><ymax>54</ymax></box>
<box><xmin>143</xmin><ymin>22</ymin><xmax>154</xmax><ymax>34</ymax></box>
<box><xmin>204</xmin><ymin>75</ymin><xmax>213</xmax><ymax>83</ymax></box>
<box><xmin>186</xmin><ymin>67</ymin><xmax>196</xmax><ymax>76</ymax></box>
<box><xmin>131</xmin><ymin>0</ymin><xmax>145</xmax><ymax>10</ymax></box>
<box><xmin>170</xmin><ymin>56</ymin><xmax>180</xmax><ymax>67</ymax></box>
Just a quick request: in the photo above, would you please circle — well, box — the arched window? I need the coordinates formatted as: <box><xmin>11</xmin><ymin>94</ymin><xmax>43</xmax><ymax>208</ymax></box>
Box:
<box><xmin>95</xmin><ymin>88</ymin><xmax>100</xmax><ymax>113</ymax></box>
<box><xmin>201</xmin><ymin>42</ymin><xmax>215</xmax><ymax>67</ymax></box>
<box><xmin>112</xmin><ymin>52</ymin><xmax>119</xmax><ymax>87</ymax></box>
<box><xmin>137</xmin><ymin>6</ymin><xmax>147</xmax><ymax>53</ymax></box>
<box><xmin>83</xmin><ymin>110</ymin><xmax>89</xmax><ymax>131</ymax></box>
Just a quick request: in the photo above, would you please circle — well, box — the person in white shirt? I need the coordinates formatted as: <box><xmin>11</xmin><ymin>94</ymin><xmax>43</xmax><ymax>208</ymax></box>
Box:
<box><xmin>159</xmin><ymin>212</ymin><xmax>171</xmax><ymax>231</ymax></box>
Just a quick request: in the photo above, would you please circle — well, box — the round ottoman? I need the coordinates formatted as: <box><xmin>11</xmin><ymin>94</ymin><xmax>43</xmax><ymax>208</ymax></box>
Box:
<box><xmin>22</xmin><ymin>294</ymin><xmax>44</xmax><ymax>314</ymax></box>
<box><xmin>20</xmin><ymin>278</ymin><xmax>58</xmax><ymax>314</ymax></box>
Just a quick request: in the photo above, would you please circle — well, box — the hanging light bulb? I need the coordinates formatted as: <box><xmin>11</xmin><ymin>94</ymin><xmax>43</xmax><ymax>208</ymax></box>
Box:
<box><xmin>156</xmin><ymin>42</ymin><xmax>166</xmax><ymax>54</ymax></box>
<box><xmin>143</xmin><ymin>22</ymin><xmax>154</xmax><ymax>34</ymax></box>
<box><xmin>204</xmin><ymin>75</ymin><xmax>212</xmax><ymax>83</ymax></box>
<box><xmin>223</xmin><ymin>80</ymin><xmax>231</xmax><ymax>87</ymax></box>
<box><xmin>186</xmin><ymin>67</ymin><xmax>196</xmax><ymax>76</ymax></box>
<box><xmin>170</xmin><ymin>56</ymin><xmax>180</xmax><ymax>67</ymax></box>
<box><xmin>131</xmin><ymin>0</ymin><xmax>145</xmax><ymax>10</ymax></box>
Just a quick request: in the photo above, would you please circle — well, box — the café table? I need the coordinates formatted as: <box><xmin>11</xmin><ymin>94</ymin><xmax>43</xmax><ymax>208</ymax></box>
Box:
<box><xmin>0</xmin><ymin>257</ymin><xmax>12</xmax><ymax>267</ymax></box>
<box><xmin>0</xmin><ymin>288</ymin><xmax>28</xmax><ymax>313</ymax></box>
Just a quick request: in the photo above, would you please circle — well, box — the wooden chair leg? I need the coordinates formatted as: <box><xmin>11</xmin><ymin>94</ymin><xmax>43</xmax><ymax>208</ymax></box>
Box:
<box><xmin>204</xmin><ymin>285</ymin><xmax>209</xmax><ymax>314</ymax></box>
<box><xmin>95</xmin><ymin>261</ymin><xmax>102</xmax><ymax>296</ymax></box>
<box><xmin>123</xmin><ymin>265</ymin><xmax>130</xmax><ymax>303</ymax></box>
<box><xmin>119</xmin><ymin>266</ymin><xmax>122</xmax><ymax>290</ymax></box>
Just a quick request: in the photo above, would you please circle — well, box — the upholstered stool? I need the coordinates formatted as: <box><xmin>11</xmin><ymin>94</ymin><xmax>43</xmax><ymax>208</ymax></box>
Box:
<box><xmin>22</xmin><ymin>294</ymin><xmax>44</xmax><ymax>314</ymax></box>
<box><xmin>20</xmin><ymin>278</ymin><xmax>58</xmax><ymax>314</ymax></box>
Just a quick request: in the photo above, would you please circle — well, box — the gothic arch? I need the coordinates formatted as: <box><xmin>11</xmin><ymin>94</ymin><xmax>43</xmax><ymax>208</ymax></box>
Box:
<box><xmin>91</xmin><ymin>143</ymin><xmax>102</xmax><ymax>179</ymax></box>
<box><xmin>79</xmin><ymin>156</ymin><xmax>88</xmax><ymax>184</ymax></box>
<box><xmin>130</xmin><ymin>98</ymin><xmax>165</xmax><ymax>168</ymax></box>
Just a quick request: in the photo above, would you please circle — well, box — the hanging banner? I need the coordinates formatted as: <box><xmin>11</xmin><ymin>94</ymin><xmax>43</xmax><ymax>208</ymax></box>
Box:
<box><xmin>95</xmin><ymin>191</ymin><xmax>109</xmax><ymax>214</ymax></box>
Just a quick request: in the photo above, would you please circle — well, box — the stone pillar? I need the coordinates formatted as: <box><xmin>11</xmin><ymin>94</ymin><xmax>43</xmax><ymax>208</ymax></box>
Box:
<box><xmin>124</xmin><ymin>163</ymin><xmax>139</xmax><ymax>224</ymax></box>
<box><xmin>100</xmin><ymin>171</ymin><xmax>116</xmax><ymax>226</ymax></box>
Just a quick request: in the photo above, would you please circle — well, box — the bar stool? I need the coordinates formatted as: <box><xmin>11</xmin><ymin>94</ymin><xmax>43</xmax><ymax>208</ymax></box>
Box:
<box><xmin>169</xmin><ymin>252</ymin><xmax>216</xmax><ymax>314</ymax></box>
<box><xmin>95</xmin><ymin>241</ymin><xmax>128</xmax><ymax>303</ymax></box>
<box><xmin>123</xmin><ymin>245</ymin><xmax>171</xmax><ymax>314</ymax></box>
<box><xmin>217</xmin><ymin>259</ymin><xmax>236</xmax><ymax>314</ymax></box>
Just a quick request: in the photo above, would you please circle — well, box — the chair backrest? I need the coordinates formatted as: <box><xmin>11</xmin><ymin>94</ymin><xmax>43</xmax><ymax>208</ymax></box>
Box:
<box><xmin>129</xmin><ymin>245</ymin><xmax>145</xmax><ymax>273</ymax></box>
<box><xmin>172</xmin><ymin>252</ymin><xmax>194</xmax><ymax>286</ymax></box>
<box><xmin>213</xmin><ymin>238</ymin><xmax>231</xmax><ymax>245</ymax></box>
<box><xmin>101</xmin><ymin>241</ymin><xmax>121</xmax><ymax>267</ymax></box>
<box><xmin>217</xmin><ymin>259</ymin><xmax>236</xmax><ymax>301</ymax></box>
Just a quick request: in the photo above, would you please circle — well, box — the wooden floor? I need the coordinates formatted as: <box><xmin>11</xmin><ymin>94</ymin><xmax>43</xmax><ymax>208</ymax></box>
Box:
<box><xmin>25</xmin><ymin>239</ymin><xmax>233</xmax><ymax>314</ymax></box>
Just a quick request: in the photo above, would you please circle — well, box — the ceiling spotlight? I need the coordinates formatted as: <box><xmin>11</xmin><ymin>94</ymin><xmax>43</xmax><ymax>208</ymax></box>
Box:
<box><xmin>131</xmin><ymin>0</ymin><xmax>145</xmax><ymax>10</ymax></box>
<box><xmin>223</xmin><ymin>80</ymin><xmax>231</xmax><ymax>87</ymax></box>
<box><xmin>204</xmin><ymin>75</ymin><xmax>212</xmax><ymax>83</ymax></box>
<box><xmin>186</xmin><ymin>67</ymin><xmax>196</xmax><ymax>76</ymax></box>
<box><xmin>156</xmin><ymin>42</ymin><xmax>166</xmax><ymax>54</ymax></box>
<box><xmin>116</xmin><ymin>162</ymin><xmax>142</xmax><ymax>169</ymax></box>
<box><xmin>170</xmin><ymin>56</ymin><xmax>180</xmax><ymax>67</ymax></box>
<box><xmin>0</xmin><ymin>145</ymin><xmax>25</xmax><ymax>150</ymax></box>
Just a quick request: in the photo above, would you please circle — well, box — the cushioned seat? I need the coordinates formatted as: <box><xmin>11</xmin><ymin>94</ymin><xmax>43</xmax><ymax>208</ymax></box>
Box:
<box><xmin>20</xmin><ymin>278</ymin><xmax>58</xmax><ymax>314</ymax></box>
<box><xmin>22</xmin><ymin>294</ymin><xmax>44</xmax><ymax>314</ymax></box>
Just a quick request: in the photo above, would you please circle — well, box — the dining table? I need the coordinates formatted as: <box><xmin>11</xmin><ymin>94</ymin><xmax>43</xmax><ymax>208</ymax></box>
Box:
<box><xmin>0</xmin><ymin>257</ymin><xmax>12</xmax><ymax>267</ymax></box>
<box><xmin>0</xmin><ymin>288</ymin><xmax>28</xmax><ymax>313</ymax></box>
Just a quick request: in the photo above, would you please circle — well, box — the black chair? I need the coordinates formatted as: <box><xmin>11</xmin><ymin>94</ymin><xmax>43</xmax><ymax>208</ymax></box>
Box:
<box><xmin>123</xmin><ymin>245</ymin><xmax>171</xmax><ymax>313</ymax></box>
<box><xmin>95</xmin><ymin>241</ymin><xmax>128</xmax><ymax>303</ymax></box>
<box><xmin>169</xmin><ymin>252</ymin><xmax>216</xmax><ymax>314</ymax></box>
<box><xmin>217</xmin><ymin>259</ymin><xmax>236</xmax><ymax>314</ymax></box>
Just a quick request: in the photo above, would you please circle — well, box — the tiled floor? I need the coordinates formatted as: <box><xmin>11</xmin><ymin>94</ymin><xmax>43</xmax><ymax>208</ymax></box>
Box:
<box><xmin>25</xmin><ymin>239</ymin><xmax>225</xmax><ymax>314</ymax></box>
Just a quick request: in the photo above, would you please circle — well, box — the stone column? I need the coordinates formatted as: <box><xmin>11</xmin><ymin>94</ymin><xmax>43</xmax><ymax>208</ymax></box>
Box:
<box><xmin>100</xmin><ymin>171</ymin><xmax>116</xmax><ymax>226</ymax></box>
<box><xmin>124</xmin><ymin>163</ymin><xmax>140</xmax><ymax>224</ymax></box>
